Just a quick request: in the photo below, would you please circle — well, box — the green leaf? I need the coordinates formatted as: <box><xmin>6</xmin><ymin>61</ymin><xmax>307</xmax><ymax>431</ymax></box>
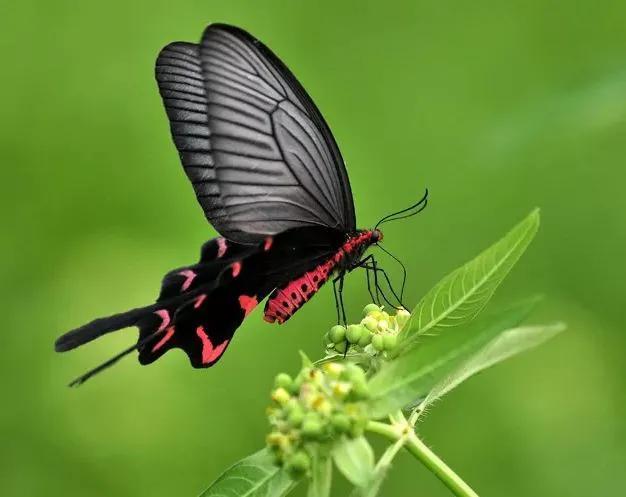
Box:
<box><xmin>398</xmin><ymin>209</ymin><xmax>540</xmax><ymax>352</ymax></box>
<box><xmin>420</xmin><ymin>321</ymin><xmax>566</xmax><ymax>409</ymax></box>
<box><xmin>367</xmin><ymin>297</ymin><xmax>540</xmax><ymax>418</ymax></box>
<box><xmin>199</xmin><ymin>449</ymin><xmax>296</xmax><ymax>497</ymax></box>
<box><xmin>332</xmin><ymin>436</ymin><xmax>375</xmax><ymax>487</ymax></box>
<box><xmin>307</xmin><ymin>450</ymin><xmax>332</xmax><ymax>497</ymax></box>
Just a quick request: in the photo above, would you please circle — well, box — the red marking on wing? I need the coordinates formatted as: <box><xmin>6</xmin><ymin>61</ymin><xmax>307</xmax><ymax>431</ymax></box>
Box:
<box><xmin>195</xmin><ymin>326</ymin><xmax>229</xmax><ymax>364</ymax></box>
<box><xmin>238</xmin><ymin>295</ymin><xmax>258</xmax><ymax>317</ymax></box>
<box><xmin>231</xmin><ymin>261</ymin><xmax>242</xmax><ymax>277</ymax></box>
<box><xmin>152</xmin><ymin>326</ymin><xmax>175</xmax><ymax>353</ymax></box>
<box><xmin>194</xmin><ymin>294</ymin><xmax>207</xmax><ymax>309</ymax></box>
<box><xmin>264</xmin><ymin>236</ymin><xmax>273</xmax><ymax>251</ymax></box>
<box><xmin>217</xmin><ymin>237</ymin><xmax>228</xmax><ymax>258</ymax></box>
<box><xmin>178</xmin><ymin>269</ymin><xmax>197</xmax><ymax>291</ymax></box>
<box><xmin>154</xmin><ymin>309</ymin><xmax>171</xmax><ymax>332</ymax></box>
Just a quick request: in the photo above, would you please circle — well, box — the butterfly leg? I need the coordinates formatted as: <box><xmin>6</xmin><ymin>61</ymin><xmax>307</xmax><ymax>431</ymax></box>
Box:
<box><xmin>332</xmin><ymin>277</ymin><xmax>341</xmax><ymax>325</ymax></box>
<box><xmin>361</xmin><ymin>258</ymin><xmax>405</xmax><ymax>310</ymax></box>
<box><xmin>338</xmin><ymin>273</ymin><xmax>347</xmax><ymax>325</ymax></box>
<box><xmin>356</xmin><ymin>255</ymin><xmax>381</xmax><ymax>306</ymax></box>
<box><xmin>332</xmin><ymin>273</ymin><xmax>348</xmax><ymax>326</ymax></box>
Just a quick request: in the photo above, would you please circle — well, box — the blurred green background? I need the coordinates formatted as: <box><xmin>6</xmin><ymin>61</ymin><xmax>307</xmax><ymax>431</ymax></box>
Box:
<box><xmin>2</xmin><ymin>1</ymin><xmax>625</xmax><ymax>496</ymax></box>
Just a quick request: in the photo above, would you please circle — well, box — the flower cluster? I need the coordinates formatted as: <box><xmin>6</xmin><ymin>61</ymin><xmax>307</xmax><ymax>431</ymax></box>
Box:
<box><xmin>266</xmin><ymin>360</ymin><xmax>370</xmax><ymax>477</ymax></box>
<box><xmin>325</xmin><ymin>304</ymin><xmax>411</xmax><ymax>355</ymax></box>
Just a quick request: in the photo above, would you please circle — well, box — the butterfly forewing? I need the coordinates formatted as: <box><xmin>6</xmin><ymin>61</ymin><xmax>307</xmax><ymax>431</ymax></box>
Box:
<box><xmin>155</xmin><ymin>24</ymin><xmax>356</xmax><ymax>243</ymax></box>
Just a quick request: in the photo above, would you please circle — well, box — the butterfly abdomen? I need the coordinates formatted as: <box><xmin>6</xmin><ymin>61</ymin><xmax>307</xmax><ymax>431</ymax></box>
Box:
<box><xmin>263</xmin><ymin>230</ymin><xmax>377</xmax><ymax>324</ymax></box>
<box><xmin>264</xmin><ymin>259</ymin><xmax>336</xmax><ymax>324</ymax></box>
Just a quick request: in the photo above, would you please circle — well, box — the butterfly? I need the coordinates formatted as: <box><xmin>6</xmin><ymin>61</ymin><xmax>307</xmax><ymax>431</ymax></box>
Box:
<box><xmin>55</xmin><ymin>24</ymin><xmax>427</xmax><ymax>386</ymax></box>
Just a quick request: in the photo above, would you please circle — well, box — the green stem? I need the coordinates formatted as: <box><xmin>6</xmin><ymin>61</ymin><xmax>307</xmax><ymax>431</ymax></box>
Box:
<box><xmin>366</xmin><ymin>421</ymin><xmax>479</xmax><ymax>497</ymax></box>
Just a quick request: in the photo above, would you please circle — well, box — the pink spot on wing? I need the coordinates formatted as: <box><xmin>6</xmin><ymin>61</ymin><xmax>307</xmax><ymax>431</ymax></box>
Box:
<box><xmin>238</xmin><ymin>294</ymin><xmax>258</xmax><ymax>317</ymax></box>
<box><xmin>194</xmin><ymin>294</ymin><xmax>207</xmax><ymax>309</ymax></box>
<box><xmin>195</xmin><ymin>326</ymin><xmax>229</xmax><ymax>364</ymax></box>
<box><xmin>152</xmin><ymin>326</ymin><xmax>175</xmax><ymax>353</ymax></box>
<box><xmin>264</xmin><ymin>236</ymin><xmax>273</xmax><ymax>251</ymax></box>
<box><xmin>217</xmin><ymin>238</ymin><xmax>228</xmax><ymax>258</ymax></box>
<box><xmin>154</xmin><ymin>309</ymin><xmax>171</xmax><ymax>332</ymax></box>
<box><xmin>178</xmin><ymin>269</ymin><xmax>196</xmax><ymax>291</ymax></box>
<box><xmin>231</xmin><ymin>261</ymin><xmax>242</xmax><ymax>277</ymax></box>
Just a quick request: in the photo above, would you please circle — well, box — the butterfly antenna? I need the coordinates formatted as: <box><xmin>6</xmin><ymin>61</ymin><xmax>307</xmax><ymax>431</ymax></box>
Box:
<box><xmin>375</xmin><ymin>188</ymin><xmax>429</xmax><ymax>229</ymax></box>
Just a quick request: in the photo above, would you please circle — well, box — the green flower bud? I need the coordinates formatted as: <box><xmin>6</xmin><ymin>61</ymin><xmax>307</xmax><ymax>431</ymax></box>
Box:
<box><xmin>350</xmin><ymin>381</ymin><xmax>370</xmax><ymax>401</ymax></box>
<box><xmin>301</xmin><ymin>414</ymin><xmax>324</xmax><ymax>439</ymax></box>
<box><xmin>383</xmin><ymin>334</ymin><xmax>397</xmax><ymax>351</ymax></box>
<box><xmin>357</xmin><ymin>330</ymin><xmax>372</xmax><ymax>347</ymax></box>
<box><xmin>287</xmin><ymin>405</ymin><xmax>305</xmax><ymax>427</ymax></box>
<box><xmin>361</xmin><ymin>315</ymin><xmax>378</xmax><ymax>332</ymax></box>
<box><xmin>333</xmin><ymin>341</ymin><xmax>348</xmax><ymax>354</ymax></box>
<box><xmin>322</xmin><ymin>362</ymin><xmax>345</xmax><ymax>378</ymax></box>
<box><xmin>274</xmin><ymin>373</ymin><xmax>293</xmax><ymax>390</ymax></box>
<box><xmin>331</xmin><ymin>413</ymin><xmax>351</xmax><ymax>433</ymax></box>
<box><xmin>346</xmin><ymin>324</ymin><xmax>363</xmax><ymax>343</ymax></box>
<box><xmin>377</xmin><ymin>320</ymin><xmax>389</xmax><ymax>332</ymax></box>
<box><xmin>344</xmin><ymin>363</ymin><xmax>366</xmax><ymax>382</ymax></box>
<box><xmin>314</xmin><ymin>398</ymin><xmax>332</xmax><ymax>416</ymax></box>
<box><xmin>271</xmin><ymin>387</ymin><xmax>291</xmax><ymax>405</ymax></box>
<box><xmin>331</xmin><ymin>380</ymin><xmax>352</xmax><ymax>399</ymax></box>
<box><xmin>395</xmin><ymin>308</ymin><xmax>411</xmax><ymax>328</ymax></box>
<box><xmin>284</xmin><ymin>398</ymin><xmax>300</xmax><ymax>413</ymax></box>
<box><xmin>371</xmin><ymin>334</ymin><xmax>385</xmax><ymax>351</ymax></box>
<box><xmin>363</xmin><ymin>303</ymin><xmax>381</xmax><ymax>315</ymax></box>
<box><xmin>329</xmin><ymin>325</ymin><xmax>346</xmax><ymax>343</ymax></box>
<box><xmin>286</xmin><ymin>450</ymin><xmax>311</xmax><ymax>475</ymax></box>
<box><xmin>266</xmin><ymin>431</ymin><xmax>290</xmax><ymax>450</ymax></box>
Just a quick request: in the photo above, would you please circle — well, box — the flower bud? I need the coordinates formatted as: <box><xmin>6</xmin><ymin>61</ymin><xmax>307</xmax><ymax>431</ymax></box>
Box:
<box><xmin>344</xmin><ymin>363</ymin><xmax>366</xmax><ymax>382</ymax></box>
<box><xmin>287</xmin><ymin>405</ymin><xmax>305</xmax><ymax>427</ymax></box>
<box><xmin>333</xmin><ymin>341</ymin><xmax>348</xmax><ymax>354</ymax></box>
<box><xmin>357</xmin><ymin>330</ymin><xmax>372</xmax><ymax>347</ymax></box>
<box><xmin>346</xmin><ymin>324</ymin><xmax>363</xmax><ymax>343</ymax></box>
<box><xmin>271</xmin><ymin>387</ymin><xmax>291</xmax><ymax>405</ymax></box>
<box><xmin>331</xmin><ymin>413</ymin><xmax>351</xmax><ymax>433</ymax></box>
<box><xmin>266</xmin><ymin>431</ymin><xmax>290</xmax><ymax>450</ymax></box>
<box><xmin>312</xmin><ymin>396</ymin><xmax>332</xmax><ymax>416</ymax></box>
<box><xmin>301</xmin><ymin>414</ymin><xmax>324</xmax><ymax>439</ymax></box>
<box><xmin>286</xmin><ymin>450</ymin><xmax>311</xmax><ymax>475</ymax></box>
<box><xmin>274</xmin><ymin>373</ymin><xmax>293</xmax><ymax>391</ymax></box>
<box><xmin>371</xmin><ymin>334</ymin><xmax>385</xmax><ymax>351</ymax></box>
<box><xmin>382</xmin><ymin>334</ymin><xmax>397</xmax><ymax>351</ymax></box>
<box><xmin>363</xmin><ymin>303</ymin><xmax>381</xmax><ymax>316</ymax></box>
<box><xmin>329</xmin><ymin>325</ymin><xmax>346</xmax><ymax>343</ymax></box>
<box><xmin>331</xmin><ymin>381</ymin><xmax>352</xmax><ymax>399</ymax></box>
<box><xmin>395</xmin><ymin>308</ymin><xmax>411</xmax><ymax>328</ymax></box>
<box><xmin>284</xmin><ymin>398</ymin><xmax>300</xmax><ymax>413</ymax></box>
<box><xmin>350</xmin><ymin>381</ymin><xmax>370</xmax><ymax>401</ymax></box>
<box><xmin>377</xmin><ymin>320</ymin><xmax>389</xmax><ymax>332</ymax></box>
<box><xmin>361</xmin><ymin>315</ymin><xmax>378</xmax><ymax>332</ymax></box>
<box><xmin>322</xmin><ymin>362</ymin><xmax>344</xmax><ymax>378</ymax></box>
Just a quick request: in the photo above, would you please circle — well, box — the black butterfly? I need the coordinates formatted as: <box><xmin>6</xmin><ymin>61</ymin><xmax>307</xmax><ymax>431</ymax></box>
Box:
<box><xmin>55</xmin><ymin>24</ymin><xmax>427</xmax><ymax>386</ymax></box>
